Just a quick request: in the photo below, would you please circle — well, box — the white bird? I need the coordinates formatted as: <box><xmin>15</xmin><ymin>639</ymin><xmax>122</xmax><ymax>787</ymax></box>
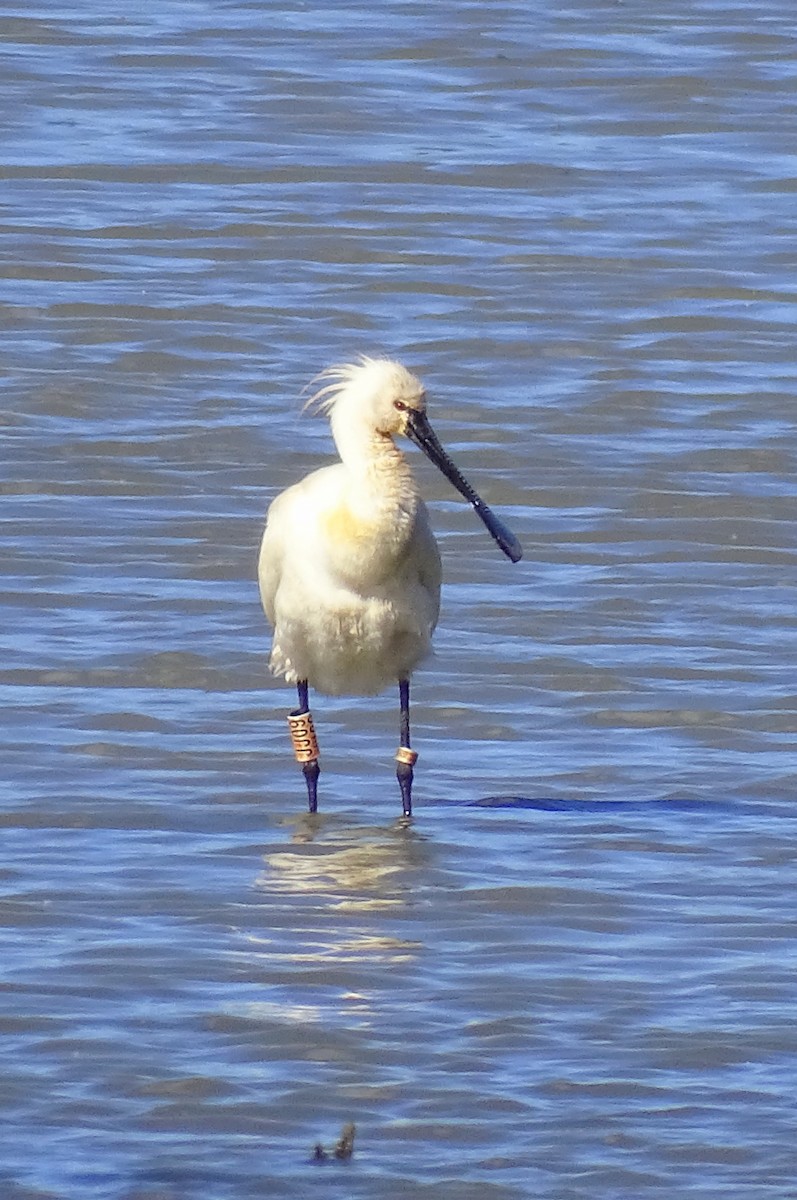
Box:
<box><xmin>258</xmin><ymin>357</ymin><xmax>521</xmax><ymax>817</ymax></box>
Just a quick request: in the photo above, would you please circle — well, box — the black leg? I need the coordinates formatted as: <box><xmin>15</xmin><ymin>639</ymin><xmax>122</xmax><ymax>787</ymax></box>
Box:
<box><xmin>302</xmin><ymin>759</ymin><xmax>320</xmax><ymax>815</ymax></box>
<box><xmin>395</xmin><ymin>678</ymin><xmax>417</xmax><ymax>818</ymax></box>
<box><xmin>399</xmin><ymin>678</ymin><xmax>410</xmax><ymax>749</ymax></box>
<box><xmin>288</xmin><ymin>679</ymin><xmax>320</xmax><ymax>813</ymax></box>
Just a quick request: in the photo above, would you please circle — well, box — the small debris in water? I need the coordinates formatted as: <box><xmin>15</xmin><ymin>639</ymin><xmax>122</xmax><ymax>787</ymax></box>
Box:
<box><xmin>311</xmin><ymin>1121</ymin><xmax>356</xmax><ymax>1163</ymax></box>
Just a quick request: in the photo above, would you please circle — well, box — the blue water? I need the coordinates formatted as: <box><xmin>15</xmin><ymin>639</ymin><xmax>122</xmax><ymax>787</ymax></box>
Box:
<box><xmin>2</xmin><ymin>0</ymin><xmax>796</xmax><ymax>1196</ymax></box>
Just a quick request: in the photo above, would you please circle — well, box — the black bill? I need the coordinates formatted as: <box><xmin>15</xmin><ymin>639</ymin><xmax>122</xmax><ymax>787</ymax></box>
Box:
<box><xmin>406</xmin><ymin>409</ymin><xmax>522</xmax><ymax>564</ymax></box>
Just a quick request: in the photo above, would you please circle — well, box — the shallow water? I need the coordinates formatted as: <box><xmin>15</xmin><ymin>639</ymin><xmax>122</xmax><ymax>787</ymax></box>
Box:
<box><xmin>2</xmin><ymin>0</ymin><xmax>796</xmax><ymax>1196</ymax></box>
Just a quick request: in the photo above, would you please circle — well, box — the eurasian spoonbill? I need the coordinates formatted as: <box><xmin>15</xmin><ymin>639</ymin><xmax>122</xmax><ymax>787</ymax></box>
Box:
<box><xmin>258</xmin><ymin>357</ymin><xmax>521</xmax><ymax>817</ymax></box>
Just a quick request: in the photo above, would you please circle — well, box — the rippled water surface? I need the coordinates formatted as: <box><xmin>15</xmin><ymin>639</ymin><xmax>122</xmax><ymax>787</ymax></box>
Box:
<box><xmin>2</xmin><ymin>1</ymin><xmax>796</xmax><ymax>1196</ymax></box>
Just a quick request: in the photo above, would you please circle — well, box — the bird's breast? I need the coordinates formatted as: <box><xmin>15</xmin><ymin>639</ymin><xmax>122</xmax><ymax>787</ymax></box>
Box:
<box><xmin>322</xmin><ymin>502</ymin><xmax>378</xmax><ymax>546</ymax></box>
<box><xmin>319</xmin><ymin>495</ymin><xmax>418</xmax><ymax>588</ymax></box>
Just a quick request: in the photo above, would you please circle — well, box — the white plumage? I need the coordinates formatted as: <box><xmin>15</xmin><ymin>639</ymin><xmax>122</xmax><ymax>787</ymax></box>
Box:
<box><xmin>258</xmin><ymin>356</ymin><xmax>521</xmax><ymax>816</ymax></box>
<box><xmin>259</xmin><ymin>359</ymin><xmax>441</xmax><ymax>696</ymax></box>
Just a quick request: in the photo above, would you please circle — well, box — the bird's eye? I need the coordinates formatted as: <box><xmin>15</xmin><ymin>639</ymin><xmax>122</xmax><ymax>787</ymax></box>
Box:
<box><xmin>393</xmin><ymin>400</ymin><xmax>406</xmax><ymax>412</ymax></box>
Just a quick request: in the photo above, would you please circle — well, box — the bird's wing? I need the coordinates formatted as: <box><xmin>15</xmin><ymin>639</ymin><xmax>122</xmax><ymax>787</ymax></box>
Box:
<box><xmin>257</xmin><ymin>488</ymin><xmax>291</xmax><ymax>626</ymax></box>
<box><xmin>411</xmin><ymin>502</ymin><xmax>443</xmax><ymax>632</ymax></box>
<box><xmin>257</xmin><ymin>465</ymin><xmax>339</xmax><ymax>626</ymax></box>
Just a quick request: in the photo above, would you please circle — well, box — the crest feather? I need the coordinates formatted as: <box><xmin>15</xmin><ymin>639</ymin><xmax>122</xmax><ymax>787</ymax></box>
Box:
<box><xmin>302</xmin><ymin>355</ymin><xmax>382</xmax><ymax>415</ymax></box>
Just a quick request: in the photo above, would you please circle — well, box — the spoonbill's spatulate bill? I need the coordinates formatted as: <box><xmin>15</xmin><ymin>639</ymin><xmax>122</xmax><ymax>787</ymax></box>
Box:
<box><xmin>258</xmin><ymin>357</ymin><xmax>521</xmax><ymax>817</ymax></box>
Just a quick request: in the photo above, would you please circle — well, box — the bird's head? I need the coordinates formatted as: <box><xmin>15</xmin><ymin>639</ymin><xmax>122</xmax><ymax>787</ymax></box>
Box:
<box><xmin>306</xmin><ymin>356</ymin><xmax>522</xmax><ymax>563</ymax></box>
<box><xmin>308</xmin><ymin>356</ymin><xmax>427</xmax><ymax>440</ymax></box>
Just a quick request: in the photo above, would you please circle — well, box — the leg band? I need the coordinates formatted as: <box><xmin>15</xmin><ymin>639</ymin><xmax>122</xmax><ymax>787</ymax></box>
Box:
<box><xmin>395</xmin><ymin>746</ymin><xmax>418</xmax><ymax>768</ymax></box>
<box><xmin>288</xmin><ymin>710</ymin><xmax>319</xmax><ymax>763</ymax></box>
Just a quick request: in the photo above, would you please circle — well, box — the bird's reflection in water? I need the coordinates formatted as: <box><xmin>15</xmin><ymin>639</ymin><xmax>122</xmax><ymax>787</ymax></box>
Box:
<box><xmin>257</xmin><ymin>811</ymin><xmax>430</xmax><ymax>916</ymax></box>
<box><xmin>236</xmin><ymin>813</ymin><xmax>431</xmax><ymax>1028</ymax></box>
